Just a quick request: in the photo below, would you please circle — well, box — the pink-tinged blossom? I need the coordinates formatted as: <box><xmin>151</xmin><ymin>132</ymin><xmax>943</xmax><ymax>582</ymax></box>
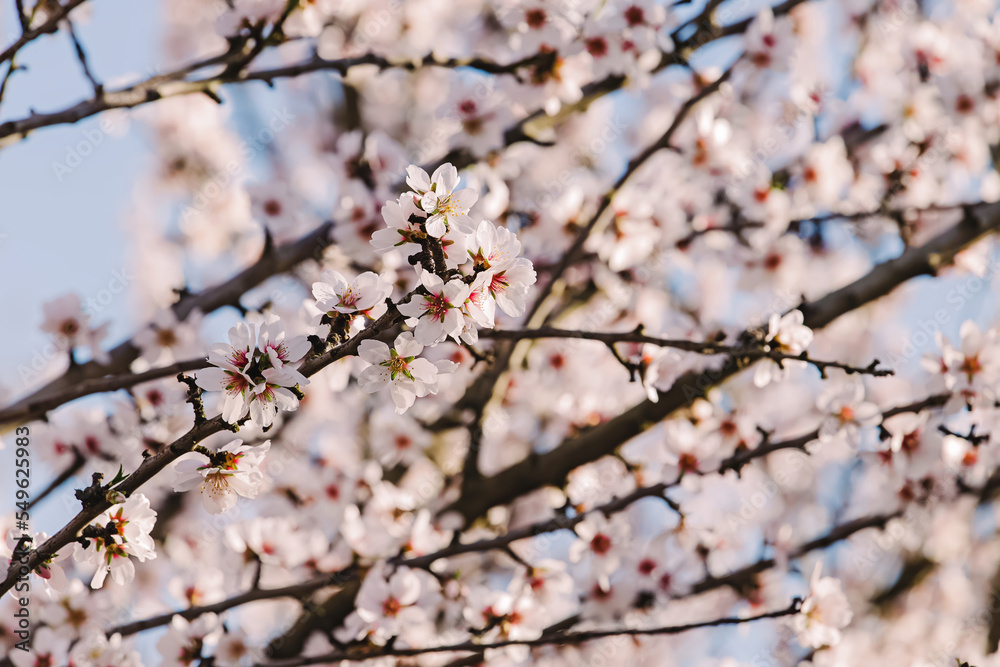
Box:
<box><xmin>38</xmin><ymin>579</ymin><xmax>100</xmax><ymax>638</ymax></box>
<box><xmin>405</xmin><ymin>163</ymin><xmax>478</xmax><ymax>237</ymax></box>
<box><xmin>224</xmin><ymin>517</ymin><xmax>310</xmax><ymax>568</ymax></box>
<box><xmin>464</xmin><ymin>587</ymin><xmax>548</xmax><ymax>657</ymax></box>
<box><xmin>2</xmin><ymin>530</ymin><xmax>69</xmax><ymax>594</ymax></box>
<box><xmin>338</xmin><ymin>564</ymin><xmax>440</xmax><ymax>646</ymax></box>
<box><xmin>660</xmin><ymin>418</ymin><xmax>722</xmax><ymax>487</ymax></box>
<box><xmin>486</xmin><ymin>258</ymin><xmax>537</xmax><ymax>318</ymax></box>
<box><xmin>816</xmin><ymin>379</ymin><xmax>882</xmax><ymax>445</ymax></box>
<box><xmin>195</xmin><ymin>319</ymin><xmax>256</xmax><ymax>423</ymax></box>
<box><xmin>73</xmin><ymin>493</ymin><xmax>158</xmax><ymax>589</ymax></box>
<box><xmin>247</xmin><ymin>181</ymin><xmax>309</xmax><ymax>243</ymax></box>
<box><xmin>883</xmin><ymin>411</ymin><xmax>930</xmax><ymax>454</ymax></box>
<box><xmin>459</xmin><ymin>271</ymin><xmax>498</xmax><ymax>344</ymax></box>
<box><xmin>357</xmin><ymin>332</ymin><xmax>457</xmax><ymax>414</ymax></box>
<box><xmin>40</xmin><ymin>293</ymin><xmax>110</xmax><ymax>364</ymax></box>
<box><xmin>213</xmin><ymin>629</ymin><xmax>256</xmax><ymax>666</ymax></box>
<box><xmin>196</xmin><ymin>315</ymin><xmax>308</xmax><ymax>428</ymax></box>
<box><xmin>241</xmin><ymin>373</ymin><xmax>301</xmax><ymax>428</ymax></box>
<box><xmin>798</xmin><ymin>138</ymin><xmax>854</xmax><ymax>210</ymax></box>
<box><xmin>371</xmin><ymin>193</ymin><xmax>426</xmax><ymax>255</ymax></box>
<box><xmin>468</xmin><ymin>219</ymin><xmax>523</xmax><ymax>270</ymax></box>
<box><xmin>256</xmin><ymin>313</ymin><xmax>310</xmax><ymax>380</ymax></box>
<box><xmin>922</xmin><ymin>320</ymin><xmax>1000</xmax><ymax>410</ymax></box>
<box><xmin>133</xmin><ymin>308</ymin><xmax>203</xmax><ymax>368</ymax></box>
<box><xmin>312</xmin><ymin>270</ymin><xmax>393</xmax><ymax>320</ymax></box>
<box><xmin>69</xmin><ymin>631</ymin><xmax>143</xmax><ymax>667</ymax></box>
<box><xmin>156</xmin><ymin>613</ymin><xmax>223</xmax><ymax>667</ymax></box>
<box><xmin>172</xmin><ymin>439</ymin><xmax>271</xmax><ymax>513</ymax></box>
<box><xmin>397</xmin><ymin>271</ymin><xmax>472</xmax><ymax>345</ymax></box>
<box><xmin>569</xmin><ymin>513</ymin><xmax>630</xmax><ymax>590</ymax></box>
<box><xmin>744</xmin><ymin>7</ymin><xmax>795</xmax><ymax>71</ymax></box>
<box><xmin>793</xmin><ymin>563</ymin><xmax>853</xmax><ymax>648</ymax></box>
<box><xmin>754</xmin><ymin>309</ymin><xmax>814</xmax><ymax>388</ymax></box>
<box><xmin>447</xmin><ymin>93</ymin><xmax>508</xmax><ymax>157</ymax></box>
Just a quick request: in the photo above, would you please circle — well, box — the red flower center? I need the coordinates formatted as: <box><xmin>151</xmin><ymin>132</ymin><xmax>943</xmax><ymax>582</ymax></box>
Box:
<box><xmin>264</xmin><ymin>199</ymin><xmax>282</xmax><ymax>216</ymax></box>
<box><xmin>525</xmin><ymin>8</ymin><xmax>546</xmax><ymax>28</ymax></box>
<box><xmin>624</xmin><ymin>6</ymin><xmax>644</xmax><ymax>26</ymax></box>
<box><xmin>383</xmin><ymin>596</ymin><xmax>402</xmax><ymax>617</ymax></box>
<box><xmin>590</xmin><ymin>533</ymin><xmax>612</xmax><ymax>555</ymax></box>
<box><xmin>586</xmin><ymin>36</ymin><xmax>608</xmax><ymax>57</ymax></box>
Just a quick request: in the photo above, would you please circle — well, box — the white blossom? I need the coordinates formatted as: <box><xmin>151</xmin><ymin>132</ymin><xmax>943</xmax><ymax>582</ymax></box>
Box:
<box><xmin>357</xmin><ymin>332</ymin><xmax>456</xmax><ymax>414</ymax></box>
<box><xmin>397</xmin><ymin>271</ymin><xmax>472</xmax><ymax>346</ymax></box>
<box><xmin>405</xmin><ymin>163</ymin><xmax>478</xmax><ymax>236</ymax></box>
<box><xmin>173</xmin><ymin>439</ymin><xmax>271</xmax><ymax>513</ymax></box>
<box><xmin>793</xmin><ymin>563</ymin><xmax>853</xmax><ymax>648</ymax></box>
<box><xmin>73</xmin><ymin>494</ymin><xmax>157</xmax><ymax>589</ymax></box>
<box><xmin>312</xmin><ymin>270</ymin><xmax>393</xmax><ymax>320</ymax></box>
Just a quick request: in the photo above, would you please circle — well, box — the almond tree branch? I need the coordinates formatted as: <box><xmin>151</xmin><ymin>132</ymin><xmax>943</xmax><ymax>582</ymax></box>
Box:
<box><xmin>108</xmin><ymin>567</ymin><xmax>360</xmax><ymax>637</ymax></box>
<box><xmin>449</xmin><ymin>58</ymin><xmax>739</xmax><ymax>487</ymax></box>
<box><xmin>0</xmin><ymin>221</ymin><xmax>334</xmax><ymax>430</ymax></box>
<box><xmin>262</xmin><ymin>599</ymin><xmax>803</xmax><ymax>667</ymax></box>
<box><xmin>260</xmin><ymin>393</ymin><xmax>944</xmax><ymax>658</ymax></box>
<box><xmin>0</xmin><ymin>358</ymin><xmax>207</xmax><ymax>427</ymax></box>
<box><xmin>109</xmin><ymin>385</ymin><xmax>947</xmax><ymax>645</ymax></box>
<box><xmin>0</xmin><ymin>49</ymin><xmax>557</xmax><ymax>148</ymax></box>
<box><xmin>0</xmin><ymin>0</ymin><xmax>91</xmax><ymax>65</ymax></box>
<box><xmin>0</xmin><ymin>292</ymin><xmax>409</xmax><ymax>598</ymax></box>
<box><xmin>112</xmin><ymin>486</ymin><xmax>903</xmax><ymax>644</ymax></box>
<box><xmin>268</xmin><ymin>202</ymin><xmax>1000</xmax><ymax>660</ymax></box>
<box><xmin>717</xmin><ymin>393</ymin><xmax>951</xmax><ymax>475</ymax></box>
<box><xmin>439</xmin><ymin>201</ymin><xmax>1000</xmax><ymax>525</ymax></box>
<box><xmin>684</xmin><ymin>511</ymin><xmax>903</xmax><ymax>598</ymax></box>
<box><xmin>65</xmin><ymin>18</ymin><xmax>101</xmax><ymax>95</ymax></box>
<box><xmin>477</xmin><ymin>327</ymin><xmax>893</xmax><ymax>379</ymax></box>
<box><xmin>676</xmin><ymin>201</ymin><xmax>979</xmax><ymax>248</ymax></box>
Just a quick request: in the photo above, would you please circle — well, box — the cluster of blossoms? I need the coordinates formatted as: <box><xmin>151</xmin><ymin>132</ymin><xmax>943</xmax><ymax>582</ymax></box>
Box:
<box><xmin>72</xmin><ymin>494</ymin><xmax>158</xmax><ymax>589</ymax></box>
<box><xmin>14</xmin><ymin>0</ymin><xmax>1000</xmax><ymax>662</ymax></box>
<box><xmin>195</xmin><ymin>314</ymin><xmax>309</xmax><ymax>428</ymax></box>
<box><xmin>172</xmin><ymin>439</ymin><xmax>271</xmax><ymax>513</ymax></box>
<box><xmin>310</xmin><ymin>162</ymin><xmax>537</xmax><ymax>413</ymax></box>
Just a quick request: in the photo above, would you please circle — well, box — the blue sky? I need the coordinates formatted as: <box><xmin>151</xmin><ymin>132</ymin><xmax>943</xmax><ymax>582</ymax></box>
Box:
<box><xmin>0</xmin><ymin>0</ymin><xmax>159</xmax><ymax>393</ymax></box>
<box><xmin>0</xmin><ymin>2</ymin><xmax>165</xmax><ymax>655</ymax></box>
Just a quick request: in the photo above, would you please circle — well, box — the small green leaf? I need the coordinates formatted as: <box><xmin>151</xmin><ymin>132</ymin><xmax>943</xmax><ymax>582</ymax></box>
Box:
<box><xmin>109</xmin><ymin>465</ymin><xmax>127</xmax><ymax>487</ymax></box>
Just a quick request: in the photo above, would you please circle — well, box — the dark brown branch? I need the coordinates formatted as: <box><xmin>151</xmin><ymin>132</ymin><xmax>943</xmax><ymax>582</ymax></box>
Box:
<box><xmin>0</xmin><ymin>221</ymin><xmax>334</xmax><ymax>429</ymax></box>
<box><xmin>262</xmin><ymin>599</ymin><xmax>803</xmax><ymax>666</ymax></box>
<box><xmin>65</xmin><ymin>19</ymin><xmax>101</xmax><ymax>95</ymax></box>
<box><xmin>0</xmin><ymin>0</ymin><xmax>91</xmax><ymax>65</ymax></box>
<box><xmin>685</xmin><ymin>512</ymin><xmax>902</xmax><ymax>598</ymax></box>
<box><xmin>0</xmin><ymin>50</ymin><xmax>555</xmax><ymax>147</ymax></box>
<box><xmin>109</xmin><ymin>568</ymin><xmax>359</xmax><ymax>637</ymax></box>
<box><xmin>0</xmin><ymin>358</ymin><xmax>207</xmax><ymax>427</ymax></box>
<box><xmin>716</xmin><ymin>393</ymin><xmax>950</xmax><ymax>475</ymax></box>
<box><xmin>0</xmin><ymin>289</ymin><xmax>406</xmax><ymax>599</ymax></box>
<box><xmin>477</xmin><ymin>327</ymin><xmax>893</xmax><ymax>379</ymax></box>
<box><xmin>438</xmin><ymin>201</ymin><xmax>1000</xmax><ymax>525</ymax></box>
